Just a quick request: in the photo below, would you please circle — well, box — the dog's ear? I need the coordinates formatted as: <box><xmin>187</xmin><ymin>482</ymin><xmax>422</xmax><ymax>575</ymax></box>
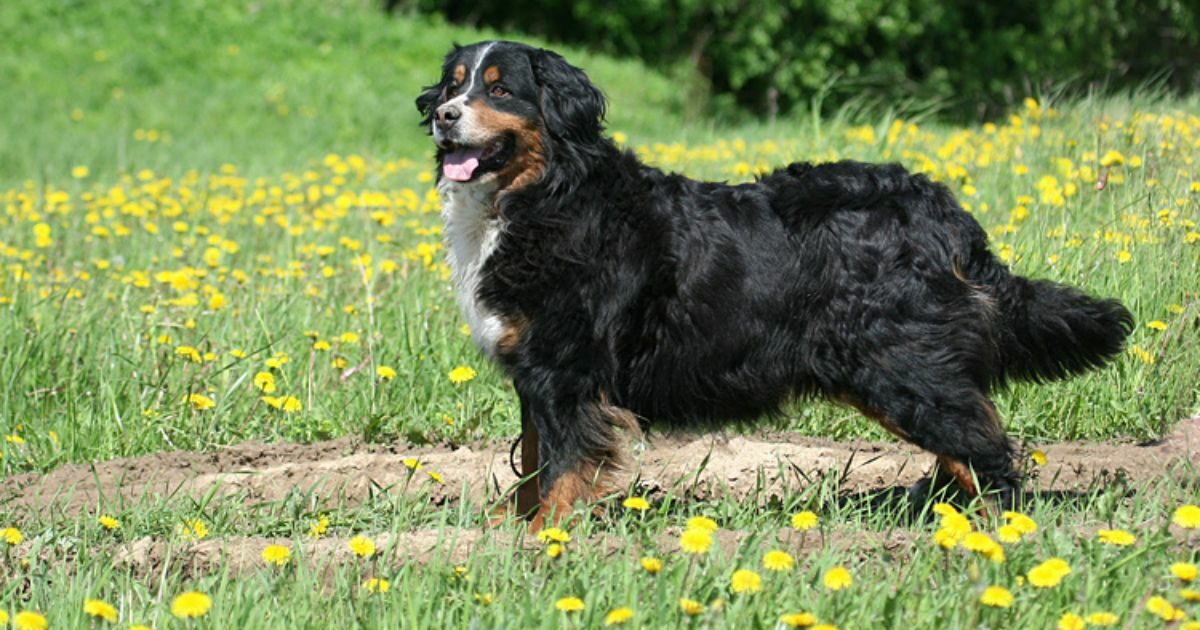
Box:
<box><xmin>529</xmin><ymin>48</ymin><xmax>606</xmax><ymax>142</ymax></box>
<box><xmin>415</xmin><ymin>82</ymin><xmax>441</xmax><ymax>129</ymax></box>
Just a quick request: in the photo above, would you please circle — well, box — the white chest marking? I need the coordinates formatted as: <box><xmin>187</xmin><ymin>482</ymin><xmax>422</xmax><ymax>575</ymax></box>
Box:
<box><xmin>440</xmin><ymin>178</ymin><xmax>506</xmax><ymax>358</ymax></box>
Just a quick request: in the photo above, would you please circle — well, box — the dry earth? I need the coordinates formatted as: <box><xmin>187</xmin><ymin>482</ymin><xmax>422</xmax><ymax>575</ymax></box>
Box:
<box><xmin>2</xmin><ymin>418</ymin><xmax>1196</xmax><ymax>575</ymax></box>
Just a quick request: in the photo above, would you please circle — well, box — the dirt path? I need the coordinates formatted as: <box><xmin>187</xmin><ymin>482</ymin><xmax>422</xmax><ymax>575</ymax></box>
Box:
<box><xmin>4</xmin><ymin>418</ymin><xmax>1197</xmax><ymax>517</ymax></box>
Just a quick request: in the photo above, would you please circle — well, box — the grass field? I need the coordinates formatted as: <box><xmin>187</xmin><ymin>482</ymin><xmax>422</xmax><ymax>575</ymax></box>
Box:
<box><xmin>2</xmin><ymin>0</ymin><xmax>1199</xmax><ymax>627</ymax></box>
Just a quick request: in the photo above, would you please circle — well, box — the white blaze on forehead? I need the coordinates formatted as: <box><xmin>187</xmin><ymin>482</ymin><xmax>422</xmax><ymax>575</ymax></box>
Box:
<box><xmin>433</xmin><ymin>42</ymin><xmax>498</xmax><ymax>137</ymax></box>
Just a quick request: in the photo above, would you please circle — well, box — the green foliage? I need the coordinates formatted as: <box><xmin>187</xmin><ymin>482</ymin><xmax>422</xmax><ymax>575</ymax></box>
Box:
<box><xmin>405</xmin><ymin>0</ymin><xmax>1200</xmax><ymax>119</ymax></box>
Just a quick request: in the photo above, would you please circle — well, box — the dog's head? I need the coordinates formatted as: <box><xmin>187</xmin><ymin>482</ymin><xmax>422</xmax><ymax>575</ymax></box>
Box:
<box><xmin>416</xmin><ymin>41</ymin><xmax>607</xmax><ymax>190</ymax></box>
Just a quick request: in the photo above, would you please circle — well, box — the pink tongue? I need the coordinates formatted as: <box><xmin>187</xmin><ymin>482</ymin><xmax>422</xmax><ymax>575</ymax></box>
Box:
<box><xmin>443</xmin><ymin>148</ymin><xmax>483</xmax><ymax>182</ymax></box>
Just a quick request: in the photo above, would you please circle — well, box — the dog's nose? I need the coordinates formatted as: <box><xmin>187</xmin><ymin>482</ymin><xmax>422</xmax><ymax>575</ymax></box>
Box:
<box><xmin>435</xmin><ymin>104</ymin><xmax>461</xmax><ymax>131</ymax></box>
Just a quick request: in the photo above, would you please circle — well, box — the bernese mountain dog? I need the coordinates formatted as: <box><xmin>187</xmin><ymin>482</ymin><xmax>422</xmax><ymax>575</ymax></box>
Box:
<box><xmin>415</xmin><ymin>41</ymin><xmax>1134</xmax><ymax>529</ymax></box>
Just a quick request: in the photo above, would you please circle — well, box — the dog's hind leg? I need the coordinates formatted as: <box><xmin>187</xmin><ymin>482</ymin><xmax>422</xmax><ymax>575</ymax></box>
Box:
<box><xmin>847</xmin><ymin>375</ymin><xmax>1020</xmax><ymax>509</ymax></box>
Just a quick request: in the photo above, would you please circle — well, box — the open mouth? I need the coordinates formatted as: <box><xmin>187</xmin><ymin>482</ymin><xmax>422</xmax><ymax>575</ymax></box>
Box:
<box><xmin>441</xmin><ymin>136</ymin><xmax>512</xmax><ymax>182</ymax></box>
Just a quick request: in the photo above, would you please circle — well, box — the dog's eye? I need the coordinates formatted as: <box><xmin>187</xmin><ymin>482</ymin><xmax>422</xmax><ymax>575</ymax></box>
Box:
<box><xmin>489</xmin><ymin>84</ymin><xmax>510</xmax><ymax>98</ymax></box>
<box><xmin>446</xmin><ymin>83</ymin><xmax>461</xmax><ymax>98</ymax></box>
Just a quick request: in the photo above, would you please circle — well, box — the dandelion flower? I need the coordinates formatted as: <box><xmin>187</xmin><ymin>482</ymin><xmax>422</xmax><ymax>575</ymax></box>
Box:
<box><xmin>12</xmin><ymin>611</ymin><xmax>48</xmax><ymax>630</ymax></box>
<box><xmin>791</xmin><ymin>510</ymin><xmax>819</xmax><ymax>531</ymax></box>
<box><xmin>83</xmin><ymin>599</ymin><xmax>118</xmax><ymax>623</ymax></box>
<box><xmin>1084</xmin><ymin>612</ymin><xmax>1119</xmax><ymax>626</ymax></box>
<box><xmin>1145</xmin><ymin>595</ymin><xmax>1185</xmax><ymax>621</ymax></box>
<box><xmin>448</xmin><ymin>365</ymin><xmax>476</xmax><ymax>384</ymax></box>
<box><xmin>678</xmin><ymin>598</ymin><xmax>705</xmax><ymax>616</ymax></box>
<box><xmin>1171</xmin><ymin>562</ymin><xmax>1197</xmax><ymax>582</ymax></box>
<box><xmin>1003</xmin><ymin>511</ymin><xmax>1038</xmax><ymax>535</ymax></box>
<box><xmin>823</xmin><ymin>566</ymin><xmax>852</xmax><ymax>591</ymax></box>
<box><xmin>184</xmin><ymin>393</ymin><xmax>215</xmax><ymax>410</ymax></box>
<box><xmin>377</xmin><ymin>365</ymin><xmax>397</xmax><ymax>380</ymax></box>
<box><xmin>555</xmin><ymin>597</ymin><xmax>585</xmax><ymax>613</ymax></box>
<box><xmin>963</xmin><ymin>532</ymin><xmax>1005</xmax><ymax>563</ymax></box>
<box><xmin>730</xmin><ymin>568</ymin><xmax>763</xmax><ymax>594</ymax></box>
<box><xmin>1057</xmin><ymin>612</ymin><xmax>1085</xmax><ymax>630</ymax></box>
<box><xmin>679</xmin><ymin>528</ymin><xmax>713</xmax><ymax>555</ymax></box>
<box><xmin>1030</xmin><ymin>449</ymin><xmax>1048</xmax><ymax>466</ymax></box>
<box><xmin>364</xmin><ymin>578</ymin><xmax>390</xmax><ymax>593</ymax></box>
<box><xmin>686</xmin><ymin>516</ymin><xmax>719</xmax><ymax>532</ymax></box>
<box><xmin>537</xmin><ymin>527</ymin><xmax>570</xmax><ymax>544</ymax></box>
<box><xmin>780</xmin><ymin>612</ymin><xmax>819</xmax><ymax>627</ymax></box>
<box><xmin>261</xmin><ymin>544</ymin><xmax>291</xmax><ymax>566</ymax></box>
<box><xmin>170</xmin><ymin>592</ymin><xmax>212</xmax><ymax>619</ymax></box>
<box><xmin>640</xmin><ymin>556</ymin><xmax>663</xmax><ymax>574</ymax></box>
<box><xmin>604</xmin><ymin>607</ymin><xmax>634</xmax><ymax>626</ymax></box>
<box><xmin>1173</xmin><ymin>504</ymin><xmax>1200</xmax><ymax>529</ymax></box>
<box><xmin>979</xmin><ymin>586</ymin><xmax>1013</xmax><ymax>608</ymax></box>
<box><xmin>622</xmin><ymin>497</ymin><xmax>650</xmax><ymax>511</ymax></box>
<box><xmin>348</xmin><ymin>535</ymin><xmax>376</xmax><ymax>558</ymax></box>
<box><xmin>426</xmin><ymin>470</ymin><xmax>443</xmax><ymax>483</ymax></box>
<box><xmin>1146</xmin><ymin>320</ymin><xmax>1168</xmax><ymax>331</ymax></box>
<box><xmin>1</xmin><ymin>527</ymin><xmax>23</xmax><ymax>545</ymax></box>
<box><xmin>178</xmin><ymin>519</ymin><xmax>208</xmax><ymax>541</ymax></box>
<box><xmin>763</xmin><ymin>550</ymin><xmax>795</xmax><ymax>572</ymax></box>
<box><xmin>546</xmin><ymin>543</ymin><xmax>563</xmax><ymax>558</ymax></box>
<box><xmin>253</xmin><ymin>371</ymin><xmax>276</xmax><ymax>393</ymax></box>
<box><xmin>1096</xmin><ymin>529</ymin><xmax>1136</xmax><ymax>546</ymax></box>
<box><xmin>98</xmin><ymin>515</ymin><xmax>120</xmax><ymax>530</ymax></box>
<box><xmin>308</xmin><ymin>515</ymin><xmax>329</xmax><ymax>539</ymax></box>
<box><xmin>0</xmin><ymin>611</ymin><xmax>7</xmax><ymax>625</ymax></box>
<box><xmin>1181</xmin><ymin>589</ymin><xmax>1200</xmax><ymax>602</ymax></box>
<box><xmin>474</xmin><ymin>592</ymin><xmax>494</xmax><ymax>606</ymax></box>
<box><xmin>1028</xmin><ymin>558</ymin><xmax>1071</xmax><ymax>588</ymax></box>
<box><xmin>996</xmin><ymin>525</ymin><xmax>1023</xmax><ymax>544</ymax></box>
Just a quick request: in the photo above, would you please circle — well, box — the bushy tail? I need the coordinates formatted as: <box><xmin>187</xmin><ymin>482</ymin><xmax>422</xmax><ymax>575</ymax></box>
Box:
<box><xmin>993</xmin><ymin>276</ymin><xmax>1134</xmax><ymax>383</ymax></box>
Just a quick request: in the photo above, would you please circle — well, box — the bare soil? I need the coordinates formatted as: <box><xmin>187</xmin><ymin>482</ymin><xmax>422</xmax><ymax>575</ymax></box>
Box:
<box><xmin>4</xmin><ymin>418</ymin><xmax>1196</xmax><ymax>516</ymax></box>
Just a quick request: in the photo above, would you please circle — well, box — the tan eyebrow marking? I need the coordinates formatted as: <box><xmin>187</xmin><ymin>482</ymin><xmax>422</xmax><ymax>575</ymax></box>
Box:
<box><xmin>484</xmin><ymin>65</ymin><xmax>501</xmax><ymax>84</ymax></box>
<box><xmin>453</xmin><ymin>64</ymin><xmax>466</xmax><ymax>83</ymax></box>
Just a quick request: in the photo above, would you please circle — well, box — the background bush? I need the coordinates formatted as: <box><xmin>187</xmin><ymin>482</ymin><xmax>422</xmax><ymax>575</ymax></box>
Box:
<box><xmin>391</xmin><ymin>0</ymin><xmax>1200</xmax><ymax>120</ymax></box>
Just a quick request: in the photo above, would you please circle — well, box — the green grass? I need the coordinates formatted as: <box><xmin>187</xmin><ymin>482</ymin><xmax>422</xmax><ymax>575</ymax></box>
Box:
<box><xmin>2</xmin><ymin>0</ymin><xmax>1200</xmax><ymax>627</ymax></box>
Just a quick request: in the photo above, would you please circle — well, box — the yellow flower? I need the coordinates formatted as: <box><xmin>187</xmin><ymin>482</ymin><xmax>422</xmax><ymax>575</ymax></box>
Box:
<box><xmin>83</xmin><ymin>599</ymin><xmax>118</xmax><ymax>623</ymax></box>
<box><xmin>622</xmin><ymin>496</ymin><xmax>650</xmax><ymax>511</ymax></box>
<box><xmin>427</xmin><ymin>470</ymin><xmax>443</xmax><ymax>483</ymax></box>
<box><xmin>1099</xmin><ymin>150</ymin><xmax>1125</xmax><ymax>166</ymax></box>
<box><xmin>933</xmin><ymin>527</ymin><xmax>961</xmax><ymax>549</ymax></box>
<box><xmin>253</xmin><ymin>371</ymin><xmax>276</xmax><ymax>393</ymax></box>
<box><xmin>170</xmin><ymin>591</ymin><xmax>212</xmax><ymax>619</ymax></box>
<box><xmin>763</xmin><ymin>549</ymin><xmax>795</xmax><ymax>572</ymax></box>
<box><xmin>1004</xmin><ymin>511</ymin><xmax>1038</xmax><ymax>535</ymax></box>
<box><xmin>339</xmin><ymin>331</ymin><xmax>360</xmax><ymax>344</ymax></box>
<box><xmin>308</xmin><ymin>515</ymin><xmax>329</xmax><ymax>539</ymax></box>
<box><xmin>730</xmin><ymin>568</ymin><xmax>763</xmax><ymax>594</ymax></box>
<box><xmin>178</xmin><ymin>519</ymin><xmax>208</xmax><ymax>541</ymax></box>
<box><xmin>72</xmin><ymin>165</ymin><xmax>90</xmax><ymax>178</ymax></box>
<box><xmin>448</xmin><ymin>365</ymin><xmax>477</xmax><ymax>383</ymax></box>
<box><xmin>1084</xmin><ymin>612</ymin><xmax>1119</xmax><ymax>626</ymax></box>
<box><xmin>604</xmin><ymin>607</ymin><xmax>634</xmax><ymax>625</ymax></box>
<box><xmin>979</xmin><ymin>586</ymin><xmax>1013</xmax><ymax>608</ymax></box>
<box><xmin>12</xmin><ymin>611</ymin><xmax>48</xmax><ymax>630</ymax></box>
<box><xmin>261</xmin><ymin>544</ymin><xmax>291</xmax><ymax>566</ymax></box>
<box><xmin>823</xmin><ymin>566</ymin><xmax>852</xmax><ymax>591</ymax></box>
<box><xmin>1057</xmin><ymin>612</ymin><xmax>1085</xmax><ymax>630</ymax></box>
<box><xmin>1030</xmin><ymin>450</ymin><xmax>1048</xmax><ymax>466</ymax></box>
<box><xmin>555</xmin><ymin>596</ymin><xmax>585</xmax><ymax>612</ymax></box>
<box><xmin>1146</xmin><ymin>320</ymin><xmax>1168</xmax><ymax>331</ymax></box>
<box><xmin>640</xmin><ymin>556</ymin><xmax>663</xmax><ymax>574</ymax></box>
<box><xmin>963</xmin><ymin>532</ymin><xmax>1005</xmax><ymax>563</ymax></box>
<box><xmin>537</xmin><ymin>527</ymin><xmax>570</xmax><ymax>544</ymax></box>
<box><xmin>184</xmin><ymin>393</ymin><xmax>215</xmax><ymax>410</ymax></box>
<box><xmin>1</xmin><ymin>527</ymin><xmax>23</xmax><ymax>545</ymax></box>
<box><xmin>175</xmin><ymin>345</ymin><xmax>202</xmax><ymax>363</ymax></box>
<box><xmin>679</xmin><ymin>528</ymin><xmax>713</xmax><ymax>554</ymax></box>
<box><xmin>1182</xmin><ymin>588</ymin><xmax>1200</xmax><ymax>602</ymax></box>
<box><xmin>546</xmin><ymin>543</ymin><xmax>563</xmax><ymax>558</ymax></box>
<box><xmin>685</xmin><ymin>516</ymin><xmax>718</xmax><ymax>532</ymax></box>
<box><xmin>780</xmin><ymin>612</ymin><xmax>819</xmax><ymax>627</ymax></box>
<box><xmin>364</xmin><ymin>577</ymin><xmax>390</xmax><ymax>593</ymax></box>
<box><xmin>996</xmin><ymin>525</ymin><xmax>1023</xmax><ymax>544</ymax></box>
<box><xmin>1173</xmin><ymin>504</ymin><xmax>1200</xmax><ymax>528</ymax></box>
<box><xmin>348</xmin><ymin>535</ymin><xmax>376</xmax><ymax>558</ymax></box>
<box><xmin>790</xmin><ymin>510</ymin><xmax>819</xmax><ymax>531</ymax></box>
<box><xmin>1171</xmin><ymin>562</ymin><xmax>1197</xmax><ymax>582</ymax></box>
<box><xmin>0</xmin><ymin>612</ymin><xmax>8</xmax><ymax>626</ymax></box>
<box><xmin>678</xmin><ymin>598</ymin><xmax>705</xmax><ymax>616</ymax></box>
<box><xmin>1096</xmin><ymin>529</ymin><xmax>1136</xmax><ymax>546</ymax></box>
<box><xmin>376</xmin><ymin>365</ymin><xmax>397</xmax><ymax>380</ymax></box>
<box><xmin>1027</xmin><ymin>558</ymin><xmax>1071</xmax><ymax>588</ymax></box>
<box><xmin>474</xmin><ymin>592</ymin><xmax>494</xmax><ymax>606</ymax></box>
<box><xmin>1145</xmin><ymin>595</ymin><xmax>1185</xmax><ymax>621</ymax></box>
<box><xmin>98</xmin><ymin>515</ymin><xmax>120</xmax><ymax>530</ymax></box>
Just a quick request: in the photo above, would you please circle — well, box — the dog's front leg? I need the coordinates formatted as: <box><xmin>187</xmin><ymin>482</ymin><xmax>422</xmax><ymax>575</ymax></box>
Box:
<box><xmin>514</xmin><ymin>377</ymin><xmax>622</xmax><ymax>533</ymax></box>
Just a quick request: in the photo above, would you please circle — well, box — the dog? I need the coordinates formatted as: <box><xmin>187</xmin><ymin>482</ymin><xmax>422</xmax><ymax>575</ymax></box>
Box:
<box><xmin>415</xmin><ymin>41</ymin><xmax>1134</xmax><ymax>529</ymax></box>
